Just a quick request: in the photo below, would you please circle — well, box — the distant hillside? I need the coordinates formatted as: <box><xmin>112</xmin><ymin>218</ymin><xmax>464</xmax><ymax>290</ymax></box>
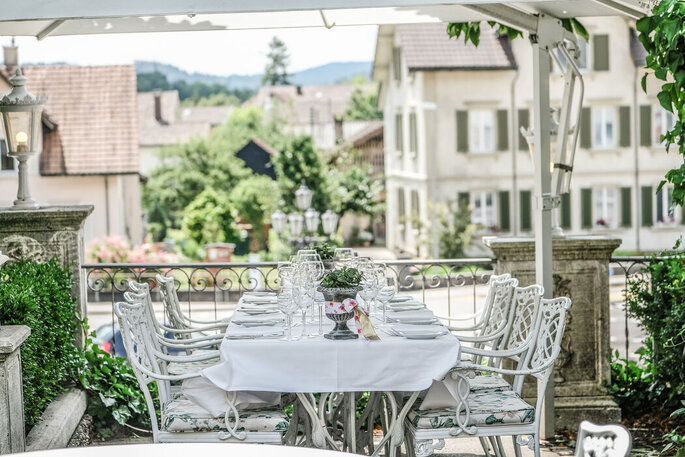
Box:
<box><xmin>135</xmin><ymin>60</ymin><xmax>372</xmax><ymax>90</ymax></box>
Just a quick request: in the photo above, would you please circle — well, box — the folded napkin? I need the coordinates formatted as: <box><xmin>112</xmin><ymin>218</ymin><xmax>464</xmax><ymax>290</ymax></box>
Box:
<box><xmin>242</xmin><ymin>296</ymin><xmax>278</xmax><ymax>304</ymax></box>
<box><xmin>239</xmin><ymin>304</ymin><xmax>279</xmax><ymax>312</ymax></box>
<box><xmin>183</xmin><ymin>377</ymin><xmax>281</xmax><ymax>417</ymax></box>
<box><xmin>389</xmin><ymin>294</ymin><xmax>415</xmax><ymax>303</ymax></box>
<box><xmin>225</xmin><ymin>326</ymin><xmax>284</xmax><ymax>338</ymax></box>
<box><xmin>420</xmin><ymin>377</ymin><xmax>463</xmax><ymax>410</ymax></box>
<box><xmin>386</xmin><ymin>302</ymin><xmax>426</xmax><ymax>311</ymax></box>
<box><xmin>390</xmin><ymin>323</ymin><xmax>446</xmax><ymax>334</ymax></box>
<box><xmin>232</xmin><ymin>314</ymin><xmax>284</xmax><ymax>324</ymax></box>
<box><xmin>386</xmin><ymin>309</ymin><xmax>436</xmax><ymax>323</ymax></box>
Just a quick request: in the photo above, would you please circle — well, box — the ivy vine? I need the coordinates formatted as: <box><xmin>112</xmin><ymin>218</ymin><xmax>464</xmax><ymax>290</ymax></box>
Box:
<box><xmin>446</xmin><ymin>18</ymin><xmax>588</xmax><ymax>45</ymax></box>
<box><xmin>637</xmin><ymin>0</ymin><xmax>685</xmax><ymax>207</ymax></box>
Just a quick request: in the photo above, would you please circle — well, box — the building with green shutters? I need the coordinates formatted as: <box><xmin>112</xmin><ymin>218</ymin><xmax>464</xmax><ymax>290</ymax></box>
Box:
<box><xmin>373</xmin><ymin>17</ymin><xmax>683</xmax><ymax>256</ymax></box>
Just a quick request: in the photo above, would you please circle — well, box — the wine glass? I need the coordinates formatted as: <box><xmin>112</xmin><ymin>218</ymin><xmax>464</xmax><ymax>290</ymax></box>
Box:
<box><xmin>376</xmin><ymin>277</ymin><xmax>397</xmax><ymax>324</ymax></box>
<box><xmin>359</xmin><ymin>266</ymin><xmax>378</xmax><ymax>314</ymax></box>
<box><xmin>278</xmin><ymin>290</ymin><xmax>298</xmax><ymax>340</ymax></box>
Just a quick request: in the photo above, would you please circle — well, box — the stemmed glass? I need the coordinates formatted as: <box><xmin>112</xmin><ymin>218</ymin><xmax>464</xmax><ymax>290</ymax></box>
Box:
<box><xmin>277</xmin><ymin>290</ymin><xmax>298</xmax><ymax>341</ymax></box>
<box><xmin>333</xmin><ymin>248</ymin><xmax>355</xmax><ymax>268</ymax></box>
<box><xmin>376</xmin><ymin>277</ymin><xmax>397</xmax><ymax>324</ymax></box>
<box><xmin>359</xmin><ymin>266</ymin><xmax>379</xmax><ymax>314</ymax></box>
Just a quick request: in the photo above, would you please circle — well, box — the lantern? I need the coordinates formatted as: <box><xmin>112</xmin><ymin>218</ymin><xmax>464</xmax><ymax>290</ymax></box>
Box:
<box><xmin>295</xmin><ymin>183</ymin><xmax>314</xmax><ymax>211</ymax></box>
<box><xmin>321</xmin><ymin>209</ymin><xmax>339</xmax><ymax>235</ymax></box>
<box><xmin>270</xmin><ymin>209</ymin><xmax>287</xmax><ymax>234</ymax></box>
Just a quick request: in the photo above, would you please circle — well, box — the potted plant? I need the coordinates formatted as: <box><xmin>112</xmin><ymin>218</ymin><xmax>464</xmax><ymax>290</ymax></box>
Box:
<box><xmin>306</xmin><ymin>242</ymin><xmax>336</xmax><ymax>271</ymax></box>
<box><xmin>318</xmin><ymin>267</ymin><xmax>362</xmax><ymax>340</ymax></box>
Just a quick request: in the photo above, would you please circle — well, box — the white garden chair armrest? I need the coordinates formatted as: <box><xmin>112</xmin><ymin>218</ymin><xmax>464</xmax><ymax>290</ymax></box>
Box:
<box><xmin>177</xmin><ymin>321</ymin><xmax>229</xmax><ymax>333</ymax></box>
<box><xmin>158</xmin><ymin>332</ymin><xmax>224</xmax><ymax>345</ymax></box>
<box><xmin>154</xmin><ymin>349</ymin><xmax>221</xmax><ymax>363</ymax></box>
<box><xmin>452</xmin><ymin>325</ymin><xmax>507</xmax><ymax>342</ymax></box>
<box><xmin>453</xmin><ymin>351</ymin><xmax>559</xmax><ymax>377</ymax></box>
<box><xmin>459</xmin><ymin>342</ymin><xmax>529</xmax><ymax>359</ymax></box>
<box><xmin>182</xmin><ymin>315</ymin><xmax>232</xmax><ymax>326</ymax></box>
<box><xmin>435</xmin><ymin>311</ymin><xmax>484</xmax><ymax>323</ymax></box>
<box><xmin>160</xmin><ymin>338</ymin><xmax>221</xmax><ymax>350</ymax></box>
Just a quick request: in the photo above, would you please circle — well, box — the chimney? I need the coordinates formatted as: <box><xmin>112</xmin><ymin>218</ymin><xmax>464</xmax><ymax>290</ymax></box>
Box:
<box><xmin>296</xmin><ymin>85</ymin><xmax>303</xmax><ymax>96</ymax></box>
<box><xmin>4</xmin><ymin>39</ymin><xmax>18</xmax><ymax>72</ymax></box>
<box><xmin>153</xmin><ymin>91</ymin><xmax>167</xmax><ymax>125</ymax></box>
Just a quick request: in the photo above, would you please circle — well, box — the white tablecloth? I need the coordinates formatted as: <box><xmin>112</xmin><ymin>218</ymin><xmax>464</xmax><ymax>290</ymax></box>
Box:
<box><xmin>202</xmin><ymin>297</ymin><xmax>460</xmax><ymax>393</ymax></box>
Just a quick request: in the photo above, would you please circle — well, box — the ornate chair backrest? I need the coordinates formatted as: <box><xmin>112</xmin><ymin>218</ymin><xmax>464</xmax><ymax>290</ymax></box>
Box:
<box><xmin>156</xmin><ymin>274</ymin><xmax>190</xmax><ymax>334</ymax></box>
<box><xmin>476</xmin><ymin>273</ymin><xmax>511</xmax><ymax>327</ymax></box>
<box><xmin>114</xmin><ymin>301</ymin><xmax>172</xmax><ymax>441</ymax></box>
<box><xmin>478</xmin><ymin>277</ymin><xmax>518</xmax><ymax>340</ymax></box>
<box><xmin>515</xmin><ymin>296</ymin><xmax>571</xmax><ymax>399</ymax></box>
<box><xmin>502</xmin><ymin>284</ymin><xmax>544</xmax><ymax>352</ymax></box>
<box><xmin>574</xmin><ymin>421</ymin><xmax>632</xmax><ymax>457</ymax></box>
<box><xmin>127</xmin><ymin>281</ymin><xmax>162</xmax><ymax>334</ymax></box>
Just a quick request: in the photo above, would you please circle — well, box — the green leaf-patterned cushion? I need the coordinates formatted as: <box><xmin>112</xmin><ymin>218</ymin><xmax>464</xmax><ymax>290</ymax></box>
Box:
<box><xmin>162</xmin><ymin>394</ymin><xmax>289</xmax><ymax>433</ymax></box>
<box><xmin>469</xmin><ymin>374</ymin><xmax>512</xmax><ymax>392</ymax></box>
<box><xmin>408</xmin><ymin>390</ymin><xmax>535</xmax><ymax>429</ymax></box>
<box><xmin>167</xmin><ymin>358</ymin><xmax>219</xmax><ymax>376</ymax></box>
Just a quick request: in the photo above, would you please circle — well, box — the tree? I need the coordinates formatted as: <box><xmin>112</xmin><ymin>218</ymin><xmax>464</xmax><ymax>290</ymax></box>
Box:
<box><xmin>344</xmin><ymin>87</ymin><xmax>383</xmax><ymax>121</ymax></box>
<box><xmin>229</xmin><ymin>175</ymin><xmax>280</xmax><ymax>252</ymax></box>
<box><xmin>327</xmin><ymin>165</ymin><xmax>383</xmax><ymax>217</ymax></box>
<box><xmin>273</xmin><ymin>135</ymin><xmax>330</xmax><ymax>213</ymax></box>
<box><xmin>637</xmin><ymin>1</ymin><xmax>685</xmax><ymax>207</ymax></box>
<box><xmin>181</xmin><ymin>189</ymin><xmax>241</xmax><ymax>250</ymax></box>
<box><xmin>436</xmin><ymin>198</ymin><xmax>476</xmax><ymax>258</ymax></box>
<box><xmin>142</xmin><ymin>106</ymin><xmax>284</xmax><ymax>240</ymax></box>
<box><xmin>262</xmin><ymin>36</ymin><xmax>292</xmax><ymax>86</ymax></box>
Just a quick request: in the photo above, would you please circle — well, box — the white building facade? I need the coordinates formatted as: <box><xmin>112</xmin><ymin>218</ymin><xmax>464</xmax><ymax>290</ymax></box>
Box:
<box><xmin>374</xmin><ymin>18</ymin><xmax>683</xmax><ymax>256</ymax></box>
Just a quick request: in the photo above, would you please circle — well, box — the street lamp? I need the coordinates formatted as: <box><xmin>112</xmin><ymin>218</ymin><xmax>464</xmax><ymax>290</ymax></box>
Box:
<box><xmin>270</xmin><ymin>183</ymin><xmax>339</xmax><ymax>247</ymax></box>
<box><xmin>0</xmin><ymin>69</ymin><xmax>46</xmax><ymax>210</ymax></box>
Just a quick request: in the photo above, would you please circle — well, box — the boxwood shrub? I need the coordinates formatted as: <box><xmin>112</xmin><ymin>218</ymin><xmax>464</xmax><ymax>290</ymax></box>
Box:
<box><xmin>0</xmin><ymin>258</ymin><xmax>82</xmax><ymax>426</ymax></box>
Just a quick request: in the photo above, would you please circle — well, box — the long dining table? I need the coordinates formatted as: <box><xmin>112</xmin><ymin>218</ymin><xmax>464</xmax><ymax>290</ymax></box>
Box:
<box><xmin>200</xmin><ymin>292</ymin><xmax>461</xmax><ymax>456</ymax></box>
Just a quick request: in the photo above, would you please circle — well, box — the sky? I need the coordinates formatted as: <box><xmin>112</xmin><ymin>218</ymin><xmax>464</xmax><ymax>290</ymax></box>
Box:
<box><xmin>8</xmin><ymin>26</ymin><xmax>378</xmax><ymax>76</ymax></box>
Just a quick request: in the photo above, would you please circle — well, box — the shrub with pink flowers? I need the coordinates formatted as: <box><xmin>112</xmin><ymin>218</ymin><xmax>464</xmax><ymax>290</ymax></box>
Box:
<box><xmin>86</xmin><ymin>235</ymin><xmax>179</xmax><ymax>264</ymax></box>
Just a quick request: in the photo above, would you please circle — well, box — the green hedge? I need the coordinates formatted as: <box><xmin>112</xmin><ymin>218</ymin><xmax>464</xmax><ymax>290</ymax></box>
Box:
<box><xmin>0</xmin><ymin>258</ymin><xmax>82</xmax><ymax>426</ymax></box>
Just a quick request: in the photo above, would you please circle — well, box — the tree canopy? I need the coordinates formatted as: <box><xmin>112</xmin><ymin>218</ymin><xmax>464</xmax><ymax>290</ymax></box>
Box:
<box><xmin>137</xmin><ymin>71</ymin><xmax>254</xmax><ymax>105</ymax></box>
<box><xmin>344</xmin><ymin>86</ymin><xmax>383</xmax><ymax>121</ymax></box>
<box><xmin>262</xmin><ymin>36</ymin><xmax>292</xmax><ymax>86</ymax></box>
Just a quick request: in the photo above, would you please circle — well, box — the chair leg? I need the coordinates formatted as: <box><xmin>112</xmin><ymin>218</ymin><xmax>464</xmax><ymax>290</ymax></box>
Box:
<box><xmin>479</xmin><ymin>437</ymin><xmax>494</xmax><ymax>457</ymax></box>
<box><xmin>495</xmin><ymin>436</ymin><xmax>507</xmax><ymax>457</ymax></box>
<box><xmin>489</xmin><ymin>436</ymin><xmax>504</xmax><ymax>457</ymax></box>
<box><xmin>533</xmin><ymin>434</ymin><xmax>540</xmax><ymax>457</ymax></box>
<box><xmin>512</xmin><ymin>436</ymin><xmax>522</xmax><ymax>457</ymax></box>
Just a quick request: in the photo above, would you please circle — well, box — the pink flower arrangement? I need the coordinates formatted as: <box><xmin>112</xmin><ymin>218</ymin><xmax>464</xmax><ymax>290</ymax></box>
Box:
<box><xmin>86</xmin><ymin>235</ymin><xmax>179</xmax><ymax>264</ymax></box>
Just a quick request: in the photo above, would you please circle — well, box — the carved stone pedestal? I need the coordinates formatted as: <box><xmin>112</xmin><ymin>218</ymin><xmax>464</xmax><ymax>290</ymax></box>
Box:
<box><xmin>0</xmin><ymin>206</ymin><xmax>93</xmax><ymax>319</ymax></box>
<box><xmin>0</xmin><ymin>325</ymin><xmax>31</xmax><ymax>454</ymax></box>
<box><xmin>485</xmin><ymin>235</ymin><xmax>622</xmax><ymax>431</ymax></box>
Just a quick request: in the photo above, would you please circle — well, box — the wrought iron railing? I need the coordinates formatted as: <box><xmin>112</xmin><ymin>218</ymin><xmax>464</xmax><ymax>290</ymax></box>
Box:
<box><xmin>82</xmin><ymin>258</ymin><xmax>495</xmax><ymax>345</ymax></box>
<box><xmin>82</xmin><ymin>256</ymin><xmax>655</xmax><ymax>360</ymax></box>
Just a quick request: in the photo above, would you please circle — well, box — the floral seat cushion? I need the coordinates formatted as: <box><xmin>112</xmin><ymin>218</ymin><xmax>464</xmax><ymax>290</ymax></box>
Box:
<box><xmin>162</xmin><ymin>393</ymin><xmax>289</xmax><ymax>433</ymax></box>
<box><xmin>167</xmin><ymin>358</ymin><xmax>219</xmax><ymax>376</ymax></box>
<box><xmin>407</xmin><ymin>390</ymin><xmax>535</xmax><ymax>429</ymax></box>
<box><xmin>469</xmin><ymin>374</ymin><xmax>511</xmax><ymax>392</ymax></box>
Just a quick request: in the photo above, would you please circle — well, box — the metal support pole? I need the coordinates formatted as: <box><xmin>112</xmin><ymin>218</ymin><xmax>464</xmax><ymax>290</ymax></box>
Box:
<box><xmin>532</xmin><ymin>27</ymin><xmax>555</xmax><ymax>439</ymax></box>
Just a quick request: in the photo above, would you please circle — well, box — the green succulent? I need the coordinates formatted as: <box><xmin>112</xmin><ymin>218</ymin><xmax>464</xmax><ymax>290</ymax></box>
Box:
<box><xmin>320</xmin><ymin>267</ymin><xmax>362</xmax><ymax>288</ymax></box>
<box><xmin>305</xmin><ymin>242</ymin><xmax>336</xmax><ymax>260</ymax></box>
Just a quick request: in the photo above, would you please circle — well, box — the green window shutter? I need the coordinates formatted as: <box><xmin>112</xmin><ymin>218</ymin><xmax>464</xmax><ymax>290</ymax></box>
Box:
<box><xmin>409</xmin><ymin>112</ymin><xmax>417</xmax><ymax>153</ymax></box>
<box><xmin>398</xmin><ymin>189</ymin><xmax>406</xmax><ymax>219</ymax></box>
<box><xmin>561</xmin><ymin>193</ymin><xmax>571</xmax><ymax>229</ymax></box>
<box><xmin>520</xmin><ymin>190</ymin><xmax>532</xmax><ymax>232</ymax></box>
<box><xmin>620</xmin><ymin>187</ymin><xmax>632</xmax><ymax>227</ymax></box>
<box><xmin>393</xmin><ymin>47</ymin><xmax>402</xmax><ymax>81</ymax></box>
<box><xmin>496</xmin><ymin>109</ymin><xmax>509</xmax><ymax>151</ymax></box>
<box><xmin>456</xmin><ymin>110</ymin><xmax>468</xmax><ymax>153</ymax></box>
<box><xmin>395</xmin><ymin>113</ymin><xmax>403</xmax><ymax>152</ymax></box>
<box><xmin>580</xmin><ymin>107</ymin><xmax>592</xmax><ymax>149</ymax></box>
<box><xmin>641</xmin><ymin>185</ymin><xmax>653</xmax><ymax>227</ymax></box>
<box><xmin>498</xmin><ymin>190</ymin><xmax>511</xmax><ymax>231</ymax></box>
<box><xmin>640</xmin><ymin>105</ymin><xmax>652</xmax><ymax>146</ymax></box>
<box><xmin>518</xmin><ymin>108</ymin><xmax>530</xmax><ymax>150</ymax></box>
<box><xmin>581</xmin><ymin>188</ymin><xmax>593</xmax><ymax>229</ymax></box>
<box><xmin>457</xmin><ymin>192</ymin><xmax>470</xmax><ymax>212</ymax></box>
<box><xmin>593</xmin><ymin>35</ymin><xmax>609</xmax><ymax>71</ymax></box>
<box><xmin>619</xmin><ymin>106</ymin><xmax>631</xmax><ymax>147</ymax></box>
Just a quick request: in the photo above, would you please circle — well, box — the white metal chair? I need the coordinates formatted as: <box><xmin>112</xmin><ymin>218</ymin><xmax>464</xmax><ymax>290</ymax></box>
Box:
<box><xmin>155</xmin><ymin>274</ymin><xmax>230</xmax><ymax>337</ymax></box>
<box><xmin>437</xmin><ymin>273</ymin><xmax>512</xmax><ymax>332</ymax></box>
<box><xmin>114</xmin><ymin>300</ymin><xmax>288</xmax><ymax>444</ymax></box>
<box><xmin>404</xmin><ymin>295</ymin><xmax>572</xmax><ymax>457</ymax></box>
<box><xmin>575</xmin><ymin>421</ymin><xmax>631</xmax><ymax>457</ymax></box>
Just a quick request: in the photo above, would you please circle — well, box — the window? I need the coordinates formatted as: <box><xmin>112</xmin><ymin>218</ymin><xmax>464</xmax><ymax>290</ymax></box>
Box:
<box><xmin>653</xmin><ymin>106</ymin><xmax>675</xmax><ymax>146</ymax></box>
<box><xmin>0</xmin><ymin>140</ymin><xmax>12</xmax><ymax>171</ymax></box>
<box><xmin>592</xmin><ymin>107</ymin><xmax>617</xmax><ymax>149</ymax></box>
<box><xmin>469</xmin><ymin>110</ymin><xmax>495</xmax><ymax>154</ymax></box>
<box><xmin>593</xmin><ymin>187</ymin><xmax>618</xmax><ymax>228</ymax></box>
<box><xmin>555</xmin><ymin>38</ymin><xmax>589</xmax><ymax>72</ymax></box>
<box><xmin>409</xmin><ymin>112</ymin><xmax>417</xmax><ymax>155</ymax></box>
<box><xmin>472</xmin><ymin>191</ymin><xmax>497</xmax><ymax>228</ymax></box>
<box><xmin>656</xmin><ymin>187</ymin><xmax>676</xmax><ymax>224</ymax></box>
<box><xmin>398</xmin><ymin>189</ymin><xmax>406</xmax><ymax>240</ymax></box>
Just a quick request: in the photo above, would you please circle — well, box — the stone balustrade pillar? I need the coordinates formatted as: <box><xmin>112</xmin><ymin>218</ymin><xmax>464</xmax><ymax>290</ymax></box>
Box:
<box><xmin>0</xmin><ymin>325</ymin><xmax>31</xmax><ymax>454</ymax></box>
<box><xmin>0</xmin><ymin>206</ymin><xmax>93</xmax><ymax>320</ymax></box>
<box><xmin>485</xmin><ymin>235</ymin><xmax>622</xmax><ymax>431</ymax></box>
